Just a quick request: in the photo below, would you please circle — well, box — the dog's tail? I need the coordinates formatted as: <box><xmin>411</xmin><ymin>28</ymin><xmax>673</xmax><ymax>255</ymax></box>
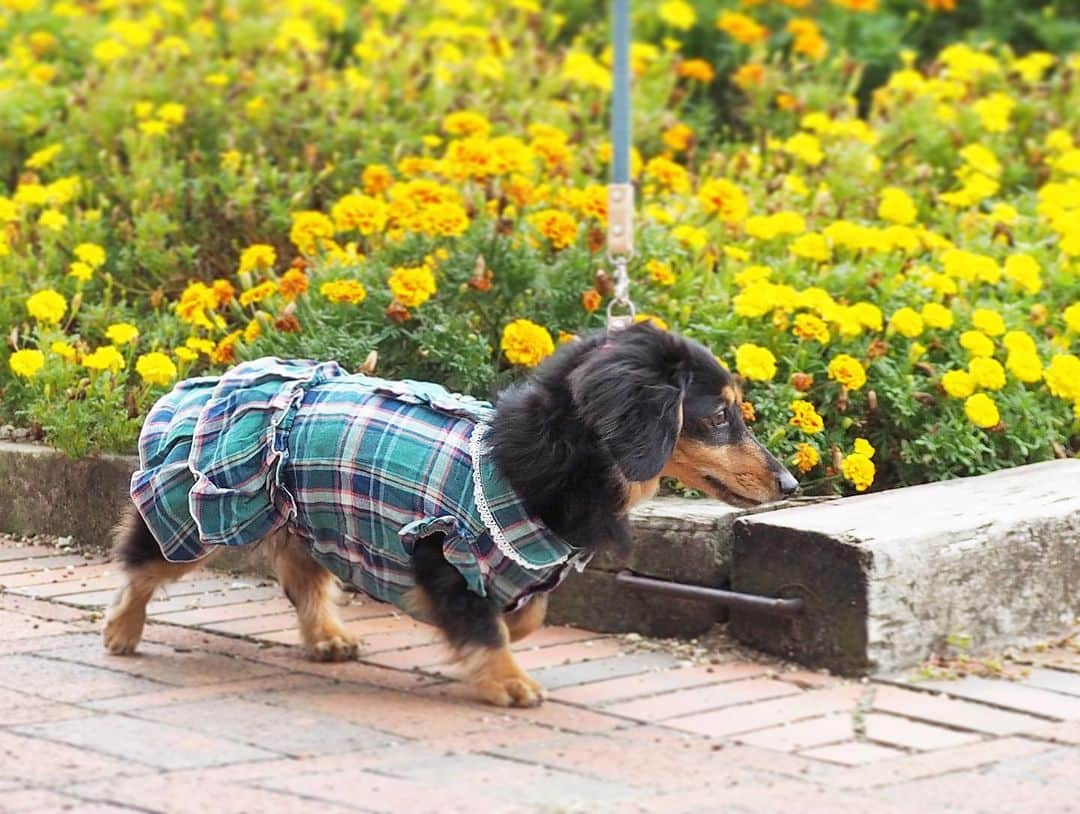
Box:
<box><xmin>111</xmin><ymin>505</ymin><xmax>163</xmax><ymax>569</ymax></box>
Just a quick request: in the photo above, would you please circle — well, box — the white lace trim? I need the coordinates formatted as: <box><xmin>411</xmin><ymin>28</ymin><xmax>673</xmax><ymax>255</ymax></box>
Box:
<box><xmin>469</xmin><ymin>422</ymin><xmax>571</xmax><ymax>571</ymax></box>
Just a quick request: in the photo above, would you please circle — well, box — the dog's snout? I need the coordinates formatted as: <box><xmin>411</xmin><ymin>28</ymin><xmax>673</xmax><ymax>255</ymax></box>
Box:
<box><xmin>777</xmin><ymin>469</ymin><xmax>799</xmax><ymax>496</ymax></box>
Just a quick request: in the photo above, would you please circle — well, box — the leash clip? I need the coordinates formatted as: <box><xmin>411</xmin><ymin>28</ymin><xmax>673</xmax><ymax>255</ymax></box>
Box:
<box><xmin>605</xmin><ymin>254</ymin><xmax>636</xmax><ymax>332</ymax></box>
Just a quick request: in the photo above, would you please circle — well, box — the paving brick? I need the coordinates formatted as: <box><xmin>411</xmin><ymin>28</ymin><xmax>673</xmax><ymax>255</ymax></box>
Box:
<box><xmin>530</xmin><ymin>651</ymin><xmax>678</xmax><ymax>690</ymax></box>
<box><xmin>0</xmin><ymin>688</ymin><xmax>89</xmax><ymax>726</ymax></box>
<box><xmin>0</xmin><ymin>608</ymin><xmax>79</xmax><ymax>640</ymax></box>
<box><xmin>876</xmin><ymin>765</ymin><xmax>1080</xmax><ymax>813</ymax></box>
<box><xmin>0</xmin><ymin>630</ymin><xmax>100</xmax><ymax>657</ymax></box>
<box><xmin>149</xmin><ymin>597</ymin><xmax>296</xmax><ymax>625</ymax></box>
<box><xmin>0</xmin><ymin>788</ymin><xmax>89</xmax><ymax>812</ymax></box>
<box><xmin>801</xmin><ymin>740</ymin><xmax>908</xmax><ymax>766</ymax></box>
<box><xmin>833</xmin><ymin>736</ymin><xmax>1055</xmax><ymax>789</ymax></box>
<box><xmin>0</xmin><ymin>653</ymin><xmax>169</xmax><ymax>702</ymax></box>
<box><xmin>551</xmin><ymin>663</ymin><xmax>761</xmax><ymax>706</ymax></box>
<box><xmin>513</xmin><ymin>625</ymin><xmax>609</xmax><ymax>648</ymax></box>
<box><xmin>662</xmin><ymin>684</ymin><xmax>864</xmax><ymax>739</ymax></box>
<box><xmin>360</xmin><ymin>641</ymin><xmax>453</xmax><ymax>671</ymax></box>
<box><xmin>14</xmin><ymin>713</ymin><xmax>280</xmax><ymax>770</ymax></box>
<box><xmin>0</xmin><ymin>544</ymin><xmax>67</xmax><ymax>562</ymax></box>
<box><xmin>863</xmin><ymin>712</ymin><xmax>984</xmax><ymax>750</ymax></box>
<box><xmin>121</xmin><ymin>585</ymin><xmax>284</xmax><ymax>615</ymax></box>
<box><xmin>872</xmin><ymin>684</ymin><xmax>1047</xmax><ymax>735</ymax></box>
<box><xmin>0</xmin><ymin>592</ymin><xmax>97</xmax><ymax>622</ymax></box>
<box><xmin>0</xmin><ymin>558</ymin><xmax>109</xmax><ymax>584</ymax></box>
<box><xmin>71</xmin><ymin>774</ymin><xmax>358</xmax><ymax>814</ymax></box>
<box><xmin>0</xmin><ymin>730</ymin><xmax>133</xmax><ymax>785</ymax></box>
<box><xmin>1024</xmin><ymin>720</ymin><xmax>1080</xmax><ymax>746</ymax></box>
<box><xmin>511</xmin><ymin>638</ymin><xmax>626</xmax><ymax>671</ymax></box>
<box><xmin>605</xmin><ymin>676</ymin><xmax>801</xmax><ymax>722</ymax></box>
<box><xmin>15</xmin><ymin>568</ymin><xmax>127</xmax><ymax>598</ymax></box>
<box><xmin>132</xmin><ymin>696</ymin><xmax>402</xmax><ymax>757</ymax></box>
<box><xmin>985</xmin><ymin>744</ymin><xmax>1080</xmax><ymax>789</ymax></box>
<box><xmin>736</xmin><ymin>714</ymin><xmax>854</xmax><ymax>752</ymax></box>
<box><xmin>84</xmin><ymin>673</ymin><xmax>334</xmax><ymax>713</ymax></box>
<box><xmin>1019</xmin><ymin>667</ymin><xmax>1080</xmax><ymax>698</ymax></box>
<box><xmin>921</xmin><ymin>677</ymin><xmax>1080</xmax><ymax>720</ymax></box>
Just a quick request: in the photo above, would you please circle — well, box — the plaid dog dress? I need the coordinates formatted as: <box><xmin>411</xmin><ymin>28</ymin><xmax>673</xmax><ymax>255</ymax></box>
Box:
<box><xmin>131</xmin><ymin>358</ymin><xmax>587</xmax><ymax>612</ymax></box>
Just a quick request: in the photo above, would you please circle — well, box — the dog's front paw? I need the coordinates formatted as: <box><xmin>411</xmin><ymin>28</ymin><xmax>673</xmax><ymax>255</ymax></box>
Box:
<box><xmin>475</xmin><ymin>672</ymin><xmax>546</xmax><ymax>708</ymax></box>
<box><xmin>308</xmin><ymin>635</ymin><xmax>359</xmax><ymax>662</ymax></box>
<box><xmin>103</xmin><ymin>599</ymin><xmax>145</xmax><ymax>656</ymax></box>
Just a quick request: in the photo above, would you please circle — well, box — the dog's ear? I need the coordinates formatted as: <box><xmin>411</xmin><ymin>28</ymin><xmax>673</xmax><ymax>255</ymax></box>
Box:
<box><xmin>568</xmin><ymin>338</ymin><xmax>684</xmax><ymax>482</ymax></box>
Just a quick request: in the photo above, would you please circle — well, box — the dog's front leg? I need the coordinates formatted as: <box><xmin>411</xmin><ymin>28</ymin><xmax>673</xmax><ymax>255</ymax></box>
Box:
<box><xmin>411</xmin><ymin>535</ymin><xmax>545</xmax><ymax>707</ymax></box>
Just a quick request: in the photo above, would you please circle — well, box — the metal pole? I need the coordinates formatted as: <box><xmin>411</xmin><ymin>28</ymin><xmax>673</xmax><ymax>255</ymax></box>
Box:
<box><xmin>615</xmin><ymin>571</ymin><xmax>805</xmax><ymax>618</ymax></box>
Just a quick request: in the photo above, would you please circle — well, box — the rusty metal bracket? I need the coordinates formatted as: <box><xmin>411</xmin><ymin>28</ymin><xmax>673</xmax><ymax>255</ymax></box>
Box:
<box><xmin>615</xmin><ymin>570</ymin><xmax>805</xmax><ymax>618</ymax></box>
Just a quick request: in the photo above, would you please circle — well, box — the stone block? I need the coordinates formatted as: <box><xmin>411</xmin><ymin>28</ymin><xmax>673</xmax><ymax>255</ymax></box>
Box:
<box><xmin>547</xmin><ymin>567</ymin><xmax>721</xmax><ymax>638</ymax></box>
<box><xmin>729</xmin><ymin>459</ymin><xmax>1080</xmax><ymax>674</ymax></box>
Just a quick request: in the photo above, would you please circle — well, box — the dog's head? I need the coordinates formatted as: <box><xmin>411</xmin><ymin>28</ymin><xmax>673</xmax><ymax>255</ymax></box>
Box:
<box><xmin>568</xmin><ymin>323</ymin><xmax>798</xmax><ymax>508</ymax></box>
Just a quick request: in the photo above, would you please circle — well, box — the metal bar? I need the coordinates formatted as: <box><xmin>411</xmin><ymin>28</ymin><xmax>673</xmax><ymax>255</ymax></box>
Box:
<box><xmin>615</xmin><ymin>570</ymin><xmax>805</xmax><ymax>618</ymax></box>
<box><xmin>610</xmin><ymin>0</ymin><xmax>631</xmax><ymax>185</ymax></box>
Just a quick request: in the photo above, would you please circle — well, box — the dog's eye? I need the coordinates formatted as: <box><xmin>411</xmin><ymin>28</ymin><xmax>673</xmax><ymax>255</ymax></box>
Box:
<box><xmin>710</xmin><ymin>407</ymin><xmax>729</xmax><ymax>428</ymax></box>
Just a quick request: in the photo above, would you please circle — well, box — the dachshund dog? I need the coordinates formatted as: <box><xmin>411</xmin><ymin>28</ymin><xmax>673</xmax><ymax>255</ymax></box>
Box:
<box><xmin>104</xmin><ymin>323</ymin><xmax>797</xmax><ymax>707</ymax></box>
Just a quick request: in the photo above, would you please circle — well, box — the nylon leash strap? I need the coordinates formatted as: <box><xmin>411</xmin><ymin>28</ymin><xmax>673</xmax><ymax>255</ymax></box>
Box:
<box><xmin>607</xmin><ymin>0</ymin><xmax>635</xmax><ymax>331</ymax></box>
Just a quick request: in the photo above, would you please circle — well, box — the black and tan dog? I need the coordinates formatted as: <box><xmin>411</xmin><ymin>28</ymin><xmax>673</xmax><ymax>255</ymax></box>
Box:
<box><xmin>104</xmin><ymin>323</ymin><xmax>797</xmax><ymax>707</ymax></box>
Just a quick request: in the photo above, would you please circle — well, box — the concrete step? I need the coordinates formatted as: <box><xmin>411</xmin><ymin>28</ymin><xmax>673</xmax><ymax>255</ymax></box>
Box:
<box><xmin>729</xmin><ymin>459</ymin><xmax>1080</xmax><ymax>675</ymax></box>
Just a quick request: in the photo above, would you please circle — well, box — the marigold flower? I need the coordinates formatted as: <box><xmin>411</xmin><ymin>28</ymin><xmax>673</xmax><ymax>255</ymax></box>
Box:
<box><xmin>441</xmin><ymin>111</ymin><xmax>491</xmax><ymax>138</ymax></box>
<box><xmin>175</xmin><ymin>347</ymin><xmax>198</xmax><ymax>363</ymax></box>
<box><xmin>528</xmin><ymin>209</ymin><xmax>578</xmax><ymax>250</ymax></box>
<box><xmin>647</xmin><ymin>260</ymin><xmax>676</xmax><ymax>286</ymax></box>
<box><xmin>841</xmin><ymin>452</ymin><xmax>875</xmax><ymax>492</ymax></box>
<box><xmin>791</xmin><ymin>443</ymin><xmax>820</xmax><ymax>473</ymax></box>
<box><xmin>135</xmin><ymin>352</ymin><xmax>178</xmax><ymax>386</ymax></box>
<box><xmin>82</xmin><ymin>345</ymin><xmax>125</xmax><ymax>373</ymax></box>
<box><xmin>51</xmin><ymin>341</ymin><xmax>77</xmax><ymax>362</ymax></box>
<box><xmin>501</xmin><ymin>319</ymin><xmax>555</xmax><ymax>368</ymax></box>
<box><xmin>789</xmin><ymin>233</ymin><xmax>830</xmax><ymax>263</ymax></box>
<box><xmin>662</xmin><ymin>123</ymin><xmax>694</xmax><ymax>152</ymax></box>
<box><xmin>741</xmin><ymin>401</ymin><xmax>756</xmax><ymax>422</ymax></box>
<box><xmin>878</xmin><ymin>187</ymin><xmax>918</xmax><ymax>225</ymax></box>
<box><xmin>362</xmin><ymin>164</ymin><xmax>394</xmax><ymax>195</ymax></box>
<box><xmin>212</xmin><ymin>279</ymin><xmax>236</xmax><ymax>307</ymax></box>
<box><xmin>105</xmin><ymin>322</ymin><xmax>139</xmax><ymax>346</ymax></box>
<box><xmin>69</xmin><ymin>261</ymin><xmax>94</xmax><ymax>282</ymax></box>
<box><xmin>74</xmin><ymin>243</ymin><xmax>106</xmax><ymax>268</ymax></box>
<box><xmin>278</xmin><ymin>269</ymin><xmax>309</xmax><ymax>301</ymax></box>
<box><xmin>782</xmin><ymin>133</ymin><xmax>824</xmax><ymax>167</ymax></box>
<box><xmin>581</xmin><ymin>289</ymin><xmax>602</xmax><ymax>313</ymax></box>
<box><xmin>921</xmin><ymin>303</ymin><xmax>954</xmax><ymax>330</ymax></box>
<box><xmin>1006</xmin><ymin>351</ymin><xmax>1042</xmax><ymax>383</ymax></box>
<box><xmin>827</xmin><ymin>354</ymin><xmax>867</xmax><ymax>391</ymax></box>
<box><xmin>716</xmin><ymin>11</ymin><xmax>769</xmax><ymax>45</ymax></box>
<box><xmin>659</xmin><ymin>0</ymin><xmax>697</xmax><ymax>29</ymax></box>
<box><xmin>1004</xmin><ymin>254</ymin><xmax>1042</xmax><ymax>295</ymax></box>
<box><xmin>964</xmin><ymin>393</ymin><xmax>1000</xmax><ymax>429</ymax></box>
<box><xmin>968</xmin><ymin>357</ymin><xmax>1005</xmax><ymax>390</ymax></box>
<box><xmin>789</xmin><ymin>399</ymin><xmax>824</xmax><ymax>434</ymax></box>
<box><xmin>735</xmin><ymin>343</ymin><xmax>777</xmax><ymax>382</ymax></box>
<box><xmin>888</xmin><ymin>307</ymin><xmax>924</xmax><ymax>339</ymax></box>
<box><xmin>635</xmin><ymin>314</ymin><xmax>670</xmax><ymax>331</ymax></box>
<box><xmin>9</xmin><ymin>349</ymin><xmax>45</xmax><ymax>378</ymax></box>
<box><xmin>330</xmin><ymin>193</ymin><xmax>388</xmax><ymax>235</ymax></box>
<box><xmin>941</xmin><ymin>369</ymin><xmax>976</xmax><ymax>399</ymax></box>
<box><xmin>792</xmin><ymin>313</ymin><xmax>830</xmax><ymax>344</ymax></box>
<box><xmin>972</xmin><ymin>308</ymin><xmax>1005</xmax><ymax>337</ymax></box>
<box><xmin>27</xmin><ymin>289</ymin><xmax>67</xmax><ymax>324</ymax></box>
<box><xmin>677</xmin><ymin>59</ymin><xmax>715</xmax><ymax>83</ymax></box>
<box><xmin>697</xmin><ymin>179</ymin><xmax>748</xmax><ymax>224</ymax></box>
<box><xmin>239</xmin><ymin>281</ymin><xmax>278</xmax><ymax>307</ymax></box>
<box><xmin>1063</xmin><ymin>303</ymin><xmax>1080</xmax><ymax>334</ymax></box>
<box><xmin>732</xmin><ymin>63</ymin><xmax>765</xmax><ymax>90</ymax></box>
<box><xmin>791</xmin><ymin>372</ymin><xmax>814</xmax><ymax>391</ymax></box>
<box><xmin>289</xmin><ymin>211</ymin><xmax>335</xmax><ymax>255</ymax></box>
<box><xmin>388</xmin><ymin>265</ymin><xmax>436</xmax><ymax>308</ymax></box>
<box><xmin>959</xmin><ymin>330</ymin><xmax>995</xmax><ymax>358</ymax></box>
<box><xmin>1045</xmin><ymin>354</ymin><xmax>1080</xmax><ymax>402</ymax></box>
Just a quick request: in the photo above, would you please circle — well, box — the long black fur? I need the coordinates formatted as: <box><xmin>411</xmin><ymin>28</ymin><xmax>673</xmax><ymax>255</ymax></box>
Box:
<box><xmin>412</xmin><ymin>534</ymin><xmax>504</xmax><ymax>650</ymax></box>
<box><xmin>113</xmin><ymin>509</ymin><xmax>166</xmax><ymax>569</ymax></box>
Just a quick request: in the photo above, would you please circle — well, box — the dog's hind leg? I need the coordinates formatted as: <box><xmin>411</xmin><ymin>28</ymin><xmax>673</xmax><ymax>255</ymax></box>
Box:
<box><xmin>411</xmin><ymin>535</ymin><xmax>545</xmax><ymax>707</ymax></box>
<box><xmin>263</xmin><ymin>530</ymin><xmax>358</xmax><ymax>662</ymax></box>
<box><xmin>103</xmin><ymin>507</ymin><xmax>210</xmax><ymax>655</ymax></box>
<box><xmin>503</xmin><ymin>593</ymin><xmax>548</xmax><ymax>643</ymax></box>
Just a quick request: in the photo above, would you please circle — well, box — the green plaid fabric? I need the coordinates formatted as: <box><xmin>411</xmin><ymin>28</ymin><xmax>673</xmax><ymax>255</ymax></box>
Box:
<box><xmin>132</xmin><ymin>358</ymin><xmax>585</xmax><ymax>612</ymax></box>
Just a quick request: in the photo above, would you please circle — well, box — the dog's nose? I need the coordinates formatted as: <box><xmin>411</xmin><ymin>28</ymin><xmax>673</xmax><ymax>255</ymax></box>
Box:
<box><xmin>777</xmin><ymin>469</ymin><xmax>799</xmax><ymax>496</ymax></box>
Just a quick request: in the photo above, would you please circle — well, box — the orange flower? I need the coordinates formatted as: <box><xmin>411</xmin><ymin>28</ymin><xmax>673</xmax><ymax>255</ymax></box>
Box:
<box><xmin>717</xmin><ymin>11</ymin><xmax>769</xmax><ymax>45</ymax></box>
<box><xmin>212</xmin><ymin>279</ymin><xmax>236</xmax><ymax>307</ymax></box>
<box><xmin>677</xmin><ymin>59</ymin><xmax>716</xmax><ymax>83</ymax></box>
<box><xmin>581</xmin><ymin>289</ymin><xmax>602</xmax><ymax>313</ymax></box>
<box><xmin>732</xmin><ymin>63</ymin><xmax>765</xmax><ymax>90</ymax></box>
<box><xmin>278</xmin><ymin>269</ymin><xmax>309</xmax><ymax>301</ymax></box>
<box><xmin>791</xmin><ymin>372</ymin><xmax>814</xmax><ymax>391</ymax></box>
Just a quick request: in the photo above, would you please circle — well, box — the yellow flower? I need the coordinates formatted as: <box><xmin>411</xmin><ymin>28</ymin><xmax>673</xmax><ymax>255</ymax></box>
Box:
<box><xmin>9</xmin><ymin>349</ymin><xmax>45</xmax><ymax>378</ymax></box>
<box><xmin>888</xmin><ymin>307</ymin><xmax>924</xmax><ymax>339</ymax></box>
<box><xmin>735</xmin><ymin>343</ymin><xmax>777</xmax><ymax>382</ymax></box>
<box><xmin>175</xmin><ymin>282</ymin><xmax>218</xmax><ymax>330</ymax></box>
<box><xmin>26</xmin><ymin>144</ymin><xmax>62</xmax><ymax>170</ymax></box>
<box><xmin>732</xmin><ymin>62</ymin><xmax>765</xmax><ymax>90</ymax></box>
<box><xmin>647</xmin><ymin>260</ymin><xmax>676</xmax><ymax>286</ymax></box>
<box><xmin>175</xmin><ymin>347</ymin><xmax>198</xmax><ymax>363</ymax></box>
<box><xmin>792</xmin><ymin>313</ymin><xmax>830</xmax><ymax>344</ymax></box>
<box><xmin>26</xmin><ymin>289</ymin><xmax>67</xmax><ymax>324</ymax></box>
<box><xmin>921</xmin><ymin>302</ymin><xmax>954</xmax><ymax>330</ymax></box>
<box><xmin>789</xmin><ymin>399</ymin><xmax>824</xmax><ymax>434</ymax></box>
<box><xmin>634</xmin><ymin>314</ymin><xmax>669</xmax><ymax>331</ymax></box>
<box><xmin>82</xmin><ymin>345</ymin><xmax>125</xmax><ymax>373</ymax></box>
<box><xmin>659</xmin><ymin>0</ymin><xmax>696</xmax><ymax>29</ymax></box>
<box><xmin>186</xmin><ymin>337</ymin><xmax>215</xmax><ymax>356</ymax></box>
<box><xmin>971</xmin><ymin>308</ymin><xmax>1005</xmax><ymax>337</ymax></box>
<box><xmin>672</xmin><ymin>225</ymin><xmax>708</xmax><ymax>251</ymax></box>
<box><xmin>782</xmin><ymin>133</ymin><xmax>824</xmax><ymax>167</ymax></box>
<box><xmin>388</xmin><ymin>265</ymin><xmax>437</xmax><ymax>308</ymax></box>
<box><xmin>331</xmin><ymin>193</ymin><xmax>388</xmax><ymax>235</ymax></box>
<box><xmin>1007</xmin><ymin>351</ymin><xmax>1042</xmax><ymax>383</ymax></box>
<box><xmin>853</xmin><ymin>438</ymin><xmax>876</xmax><ymax>459</ymax></box>
<box><xmin>677</xmin><ymin>60</ymin><xmax>714</xmax><ymax>83</ymax></box>
<box><xmin>1044</xmin><ymin>355</ymin><xmax>1080</xmax><ymax>402</ymax></box>
<box><xmin>289</xmin><ymin>211</ymin><xmax>336</xmax><ymax>255</ymax></box>
<box><xmin>791</xmin><ymin>443</ymin><xmax>820</xmax><ymax>473</ymax></box>
<box><xmin>441</xmin><ymin>111</ymin><xmax>491</xmax><ymax>138</ymax></box>
<box><xmin>973</xmin><ymin>92</ymin><xmax>1014</xmax><ymax>133</ymax></box>
<box><xmin>1063</xmin><ymin>303</ymin><xmax>1080</xmax><ymax>334</ymax></box>
<box><xmin>968</xmin><ymin>357</ymin><xmax>1006</xmax><ymax>390</ymax></box>
<box><xmin>1003</xmin><ymin>330</ymin><xmax>1037</xmax><ymax>355</ymax></box>
<box><xmin>74</xmin><ymin>242</ymin><xmax>106</xmax><ymax>268</ymax></box>
<box><xmin>362</xmin><ymin>164</ymin><xmax>394</xmax><ymax>195</ymax></box>
<box><xmin>501</xmin><ymin>319</ymin><xmax>555</xmax><ymax>368</ymax></box>
<box><xmin>50</xmin><ymin>341</ymin><xmax>77</xmax><ymax>362</ymax></box>
<box><xmin>38</xmin><ymin>209</ymin><xmax>67</xmax><ymax>232</ymax></box>
<box><xmin>878</xmin><ymin>187</ymin><xmax>917</xmax><ymax>225</ymax></box>
<box><xmin>157</xmin><ymin>102</ymin><xmax>186</xmax><ymax>125</ymax></box>
<box><xmin>320</xmin><ymin>279</ymin><xmax>368</xmax><ymax>304</ymax></box>
<box><xmin>238</xmin><ymin>244</ymin><xmax>277</xmax><ymax>275</ymax></box>
<box><xmin>105</xmin><ymin>322</ymin><xmax>139</xmax><ymax>346</ymax></box>
<box><xmin>239</xmin><ymin>281</ymin><xmax>277</xmax><ymax>307</ymax></box>
<box><xmin>789</xmin><ymin>233</ymin><xmax>830</xmax><ymax>262</ymax></box>
<box><xmin>941</xmin><ymin>369</ymin><xmax>976</xmax><ymax>399</ymax></box>
<box><xmin>959</xmin><ymin>330</ymin><xmax>995</xmax><ymax>358</ymax></box>
<box><xmin>827</xmin><ymin>354</ymin><xmax>867</xmax><ymax>391</ymax></box>
<box><xmin>135</xmin><ymin>352</ymin><xmax>178</xmax><ymax>386</ymax></box>
<box><xmin>68</xmin><ymin>261</ymin><xmax>93</xmax><ymax>282</ymax></box>
<box><xmin>841</xmin><ymin>452</ymin><xmax>875</xmax><ymax>492</ymax></box>
<box><xmin>964</xmin><ymin>393</ymin><xmax>1000</xmax><ymax>429</ymax></box>
<box><xmin>697</xmin><ymin>179</ymin><xmax>748</xmax><ymax>223</ymax></box>
<box><xmin>278</xmin><ymin>269</ymin><xmax>309</xmax><ymax>301</ymax></box>
<box><xmin>528</xmin><ymin>209</ymin><xmax>579</xmax><ymax>249</ymax></box>
<box><xmin>716</xmin><ymin>11</ymin><xmax>769</xmax><ymax>45</ymax></box>
<box><xmin>1004</xmin><ymin>254</ymin><xmax>1042</xmax><ymax>295</ymax></box>
<box><xmin>662</xmin><ymin>122</ymin><xmax>695</xmax><ymax>152</ymax></box>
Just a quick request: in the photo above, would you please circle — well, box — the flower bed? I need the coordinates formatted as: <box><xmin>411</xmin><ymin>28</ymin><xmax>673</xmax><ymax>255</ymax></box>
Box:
<box><xmin>1</xmin><ymin>0</ymin><xmax>1078</xmax><ymax>494</ymax></box>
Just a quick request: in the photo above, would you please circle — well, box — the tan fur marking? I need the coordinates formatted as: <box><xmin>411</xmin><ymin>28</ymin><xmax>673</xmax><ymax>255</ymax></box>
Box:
<box><xmin>104</xmin><ymin>555</ymin><xmax>211</xmax><ymax>655</ymax></box>
<box><xmin>264</xmin><ymin>530</ymin><xmax>358</xmax><ymax>662</ymax></box>
<box><xmin>722</xmin><ymin>385</ymin><xmax>740</xmax><ymax>406</ymax></box>
<box><xmin>503</xmin><ymin>594</ymin><xmax>548</xmax><ymax>643</ymax></box>
<box><xmin>459</xmin><ymin>619</ymin><xmax>545</xmax><ymax>707</ymax></box>
<box><xmin>663</xmin><ymin>437</ymin><xmax>779</xmax><ymax>505</ymax></box>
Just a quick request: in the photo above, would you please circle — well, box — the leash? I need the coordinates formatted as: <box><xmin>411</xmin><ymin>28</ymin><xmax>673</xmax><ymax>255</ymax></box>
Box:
<box><xmin>606</xmin><ymin>0</ymin><xmax>636</xmax><ymax>331</ymax></box>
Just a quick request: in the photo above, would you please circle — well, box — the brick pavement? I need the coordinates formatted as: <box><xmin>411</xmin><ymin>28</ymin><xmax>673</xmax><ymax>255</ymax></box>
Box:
<box><xmin>0</xmin><ymin>537</ymin><xmax>1077</xmax><ymax>813</ymax></box>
